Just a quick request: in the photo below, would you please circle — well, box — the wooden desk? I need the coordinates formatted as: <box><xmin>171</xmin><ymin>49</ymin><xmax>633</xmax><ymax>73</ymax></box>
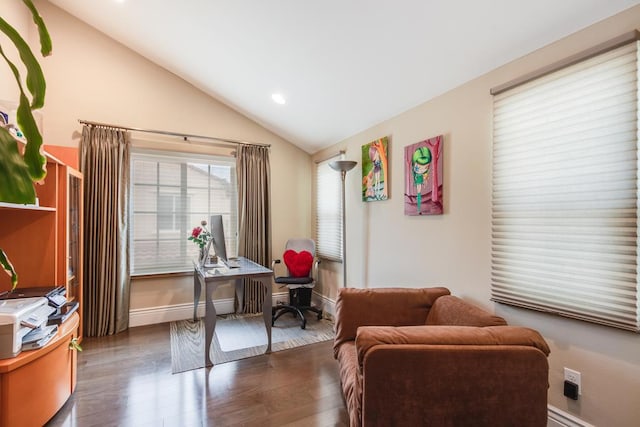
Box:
<box><xmin>193</xmin><ymin>257</ymin><xmax>273</xmax><ymax>367</ymax></box>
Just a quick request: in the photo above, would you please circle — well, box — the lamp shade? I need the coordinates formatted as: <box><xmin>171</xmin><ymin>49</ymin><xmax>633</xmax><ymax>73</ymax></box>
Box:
<box><xmin>329</xmin><ymin>160</ymin><xmax>357</xmax><ymax>173</ymax></box>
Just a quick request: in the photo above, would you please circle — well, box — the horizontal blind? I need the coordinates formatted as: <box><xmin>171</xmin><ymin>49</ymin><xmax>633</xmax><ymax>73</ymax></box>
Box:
<box><xmin>130</xmin><ymin>149</ymin><xmax>238</xmax><ymax>275</ymax></box>
<box><xmin>492</xmin><ymin>42</ymin><xmax>640</xmax><ymax>332</ymax></box>
<box><xmin>316</xmin><ymin>157</ymin><xmax>342</xmax><ymax>261</ymax></box>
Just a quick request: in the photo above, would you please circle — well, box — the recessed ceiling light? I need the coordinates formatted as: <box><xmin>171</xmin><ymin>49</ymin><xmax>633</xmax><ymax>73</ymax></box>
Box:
<box><xmin>272</xmin><ymin>93</ymin><xmax>286</xmax><ymax>105</ymax></box>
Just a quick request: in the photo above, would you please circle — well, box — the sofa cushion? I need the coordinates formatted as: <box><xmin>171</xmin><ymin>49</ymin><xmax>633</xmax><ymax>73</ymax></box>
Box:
<box><xmin>355</xmin><ymin>325</ymin><xmax>551</xmax><ymax>370</ymax></box>
<box><xmin>425</xmin><ymin>295</ymin><xmax>507</xmax><ymax>326</ymax></box>
<box><xmin>334</xmin><ymin>287</ymin><xmax>450</xmax><ymax>357</ymax></box>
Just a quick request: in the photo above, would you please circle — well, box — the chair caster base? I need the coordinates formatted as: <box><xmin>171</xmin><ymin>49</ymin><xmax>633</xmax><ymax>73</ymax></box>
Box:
<box><xmin>272</xmin><ymin>304</ymin><xmax>322</xmax><ymax>329</ymax></box>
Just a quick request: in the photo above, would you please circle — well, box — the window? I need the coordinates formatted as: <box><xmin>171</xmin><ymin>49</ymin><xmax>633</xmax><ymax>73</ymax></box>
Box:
<box><xmin>130</xmin><ymin>149</ymin><xmax>238</xmax><ymax>275</ymax></box>
<box><xmin>315</xmin><ymin>156</ymin><xmax>342</xmax><ymax>261</ymax></box>
<box><xmin>491</xmin><ymin>36</ymin><xmax>640</xmax><ymax>332</ymax></box>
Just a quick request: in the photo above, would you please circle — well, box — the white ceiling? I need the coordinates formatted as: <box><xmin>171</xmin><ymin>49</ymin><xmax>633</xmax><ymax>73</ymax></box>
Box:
<box><xmin>48</xmin><ymin>0</ymin><xmax>640</xmax><ymax>153</ymax></box>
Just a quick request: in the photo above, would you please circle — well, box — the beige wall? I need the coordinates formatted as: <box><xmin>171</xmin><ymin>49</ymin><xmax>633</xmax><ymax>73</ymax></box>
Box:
<box><xmin>28</xmin><ymin>2</ymin><xmax>312</xmax><ymax>309</ymax></box>
<box><xmin>312</xmin><ymin>5</ymin><xmax>640</xmax><ymax>427</ymax></box>
<box><xmin>0</xmin><ymin>2</ymin><xmax>32</xmax><ymax>101</ymax></box>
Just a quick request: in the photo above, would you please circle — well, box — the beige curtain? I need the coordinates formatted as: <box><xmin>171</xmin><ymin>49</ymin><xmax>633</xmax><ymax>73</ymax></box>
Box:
<box><xmin>80</xmin><ymin>125</ymin><xmax>131</xmax><ymax>336</ymax></box>
<box><xmin>236</xmin><ymin>144</ymin><xmax>272</xmax><ymax>313</ymax></box>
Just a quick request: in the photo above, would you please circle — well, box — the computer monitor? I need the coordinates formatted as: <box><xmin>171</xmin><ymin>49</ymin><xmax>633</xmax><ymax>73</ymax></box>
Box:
<box><xmin>209</xmin><ymin>214</ymin><xmax>228</xmax><ymax>262</ymax></box>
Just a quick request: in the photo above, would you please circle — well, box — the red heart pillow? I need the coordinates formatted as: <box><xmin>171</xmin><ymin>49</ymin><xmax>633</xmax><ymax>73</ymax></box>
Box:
<box><xmin>283</xmin><ymin>249</ymin><xmax>313</xmax><ymax>277</ymax></box>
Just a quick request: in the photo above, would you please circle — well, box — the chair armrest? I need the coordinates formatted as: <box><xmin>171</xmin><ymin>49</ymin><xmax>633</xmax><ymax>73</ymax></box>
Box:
<box><xmin>271</xmin><ymin>258</ymin><xmax>280</xmax><ymax>275</ymax></box>
<box><xmin>312</xmin><ymin>257</ymin><xmax>321</xmax><ymax>282</ymax></box>
<box><xmin>272</xmin><ymin>258</ymin><xmax>320</xmax><ymax>282</ymax></box>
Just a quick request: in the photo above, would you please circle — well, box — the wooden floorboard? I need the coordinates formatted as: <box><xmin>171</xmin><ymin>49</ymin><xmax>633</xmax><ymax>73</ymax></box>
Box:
<box><xmin>46</xmin><ymin>322</ymin><xmax>348</xmax><ymax>427</ymax></box>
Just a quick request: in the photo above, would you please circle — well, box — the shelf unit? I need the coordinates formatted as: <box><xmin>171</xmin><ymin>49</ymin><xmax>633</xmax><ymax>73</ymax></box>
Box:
<box><xmin>0</xmin><ymin>147</ymin><xmax>83</xmax><ymax>426</ymax></box>
<box><xmin>0</xmin><ymin>313</ymin><xmax>79</xmax><ymax>427</ymax></box>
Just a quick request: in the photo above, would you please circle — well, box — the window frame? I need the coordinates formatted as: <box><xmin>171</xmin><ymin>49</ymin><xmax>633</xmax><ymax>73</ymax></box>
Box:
<box><xmin>129</xmin><ymin>148</ymin><xmax>238</xmax><ymax>276</ymax></box>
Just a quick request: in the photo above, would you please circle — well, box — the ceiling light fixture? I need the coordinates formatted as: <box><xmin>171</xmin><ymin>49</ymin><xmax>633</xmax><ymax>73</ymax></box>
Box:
<box><xmin>271</xmin><ymin>93</ymin><xmax>286</xmax><ymax>105</ymax></box>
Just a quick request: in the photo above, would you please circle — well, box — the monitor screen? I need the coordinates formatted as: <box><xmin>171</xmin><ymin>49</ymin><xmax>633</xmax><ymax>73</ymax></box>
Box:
<box><xmin>209</xmin><ymin>214</ymin><xmax>228</xmax><ymax>262</ymax></box>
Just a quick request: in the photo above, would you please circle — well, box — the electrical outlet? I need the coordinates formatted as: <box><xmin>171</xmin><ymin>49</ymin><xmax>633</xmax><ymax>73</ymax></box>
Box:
<box><xmin>564</xmin><ymin>367</ymin><xmax>582</xmax><ymax>395</ymax></box>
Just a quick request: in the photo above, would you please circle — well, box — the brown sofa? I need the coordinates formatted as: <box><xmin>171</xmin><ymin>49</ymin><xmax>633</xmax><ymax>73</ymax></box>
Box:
<box><xmin>333</xmin><ymin>287</ymin><xmax>550</xmax><ymax>427</ymax></box>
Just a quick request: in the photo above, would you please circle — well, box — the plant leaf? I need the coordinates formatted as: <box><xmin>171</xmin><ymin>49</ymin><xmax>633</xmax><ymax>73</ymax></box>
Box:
<box><xmin>0</xmin><ymin>15</ymin><xmax>47</xmax><ymax>108</ymax></box>
<box><xmin>16</xmin><ymin>92</ymin><xmax>46</xmax><ymax>182</ymax></box>
<box><xmin>0</xmin><ymin>248</ymin><xmax>18</xmax><ymax>291</ymax></box>
<box><xmin>22</xmin><ymin>0</ymin><xmax>52</xmax><ymax>57</ymax></box>
<box><xmin>0</xmin><ymin>127</ymin><xmax>37</xmax><ymax>203</ymax></box>
<box><xmin>0</xmin><ymin>45</ymin><xmax>47</xmax><ymax>183</ymax></box>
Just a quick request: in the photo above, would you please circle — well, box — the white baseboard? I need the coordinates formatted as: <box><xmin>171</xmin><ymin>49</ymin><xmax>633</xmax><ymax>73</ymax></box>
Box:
<box><xmin>313</xmin><ymin>291</ymin><xmax>336</xmax><ymax>319</ymax></box>
<box><xmin>274</xmin><ymin>289</ymin><xmax>336</xmax><ymax>318</ymax></box>
<box><xmin>128</xmin><ymin>298</ymin><xmax>235</xmax><ymax>327</ymax></box>
<box><xmin>548</xmin><ymin>405</ymin><xmax>593</xmax><ymax>427</ymax></box>
<box><xmin>129</xmin><ymin>291</ymin><xmax>337</xmax><ymax>327</ymax></box>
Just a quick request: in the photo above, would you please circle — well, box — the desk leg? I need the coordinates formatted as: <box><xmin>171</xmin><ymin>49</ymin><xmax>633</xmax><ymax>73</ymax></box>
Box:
<box><xmin>234</xmin><ymin>279</ymin><xmax>244</xmax><ymax>314</ymax></box>
<box><xmin>260</xmin><ymin>277</ymin><xmax>273</xmax><ymax>353</ymax></box>
<box><xmin>204</xmin><ymin>281</ymin><xmax>217</xmax><ymax>367</ymax></box>
<box><xmin>193</xmin><ymin>270</ymin><xmax>202</xmax><ymax>321</ymax></box>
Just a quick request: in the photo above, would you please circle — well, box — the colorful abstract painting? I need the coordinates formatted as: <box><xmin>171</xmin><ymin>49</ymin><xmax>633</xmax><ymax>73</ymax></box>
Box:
<box><xmin>362</xmin><ymin>136</ymin><xmax>389</xmax><ymax>202</ymax></box>
<box><xmin>404</xmin><ymin>135</ymin><xmax>443</xmax><ymax>215</ymax></box>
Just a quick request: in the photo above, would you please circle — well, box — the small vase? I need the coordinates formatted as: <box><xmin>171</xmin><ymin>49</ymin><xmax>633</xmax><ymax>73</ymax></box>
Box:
<box><xmin>199</xmin><ymin>246</ymin><xmax>208</xmax><ymax>267</ymax></box>
<box><xmin>199</xmin><ymin>240</ymin><xmax>213</xmax><ymax>267</ymax></box>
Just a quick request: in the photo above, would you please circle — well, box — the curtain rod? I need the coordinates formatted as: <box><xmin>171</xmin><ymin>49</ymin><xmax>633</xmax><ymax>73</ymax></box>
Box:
<box><xmin>78</xmin><ymin>119</ymin><xmax>271</xmax><ymax>148</ymax></box>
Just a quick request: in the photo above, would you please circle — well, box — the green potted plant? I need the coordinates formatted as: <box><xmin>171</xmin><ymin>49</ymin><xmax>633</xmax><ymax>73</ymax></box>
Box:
<box><xmin>0</xmin><ymin>0</ymin><xmax>52</xmax><ymax>290</ymax></box>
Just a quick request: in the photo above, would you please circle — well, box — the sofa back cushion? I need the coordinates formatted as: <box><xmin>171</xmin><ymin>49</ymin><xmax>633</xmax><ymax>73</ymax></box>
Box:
<box><xmin>425</xmin><ymin>295</ymin><xmax>507</xmax><ymax>326</ymax></box>
<box><xmin>334</xmin><ymin>287</ymin><xmax>450</xmax><ymax>357</ymax></box>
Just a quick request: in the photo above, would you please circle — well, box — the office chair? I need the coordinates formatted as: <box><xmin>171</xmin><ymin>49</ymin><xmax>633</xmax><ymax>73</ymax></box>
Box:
<box><xmin>272</xmin><ymin>238</ymin><xmax>322</xmax><ymax>329</ymax></box>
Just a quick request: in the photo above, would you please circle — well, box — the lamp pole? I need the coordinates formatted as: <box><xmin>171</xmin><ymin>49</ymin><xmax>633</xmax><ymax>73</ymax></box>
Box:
<box><xmin>329</xmin><ymin>160</ymin><xmax>357</xmax><ymax>288</ymax></box>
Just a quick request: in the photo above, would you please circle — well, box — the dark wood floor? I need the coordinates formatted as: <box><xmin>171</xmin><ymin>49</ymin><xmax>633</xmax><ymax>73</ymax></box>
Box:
<box><xmin>46</xmin><ymin>322</ymin><xmax>348</xmax><ymax>427</ymax></box>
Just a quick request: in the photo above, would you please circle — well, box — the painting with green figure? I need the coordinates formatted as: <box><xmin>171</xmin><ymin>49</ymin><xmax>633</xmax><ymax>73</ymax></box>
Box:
<box><xmin>361</xmin><ymin>136</ymin><xmax>389</xmax><ymax>202</ymax></box>
<box><xmin>404</xmin><ymin>135</ymin><xmax>443</xmax><ymax>215</ymax></box>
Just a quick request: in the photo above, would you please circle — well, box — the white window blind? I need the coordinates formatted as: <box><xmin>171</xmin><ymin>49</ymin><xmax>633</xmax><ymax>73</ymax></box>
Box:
<box><xmin>130</xmin><ymin>149</ymin><xmax>238</xmax><ymax>275</ymax></box>
<box><xmin>491</xmin><ymin>41</ymin><xmax>640</xmax><ymax>332</ymax></box>
<box><xmin>316</xmin><ymin>156</ymin><xmax>342</xmax><ymax>261</ymax></box>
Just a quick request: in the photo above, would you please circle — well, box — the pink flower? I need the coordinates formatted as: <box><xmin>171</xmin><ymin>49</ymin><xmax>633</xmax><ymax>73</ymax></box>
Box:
<box><xmin>191</xmin><ymin>227</ymin><xmax>202</xmax><ymax>238</ymax></box>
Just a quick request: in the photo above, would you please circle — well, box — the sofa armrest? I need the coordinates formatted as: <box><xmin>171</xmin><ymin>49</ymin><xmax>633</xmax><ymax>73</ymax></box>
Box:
<box><xmin>425</xmin><ymin>295</ymin><xmax>507</xmax><ymax>326</ymax></box>
<box><xmin>333</xmin><ymin>287</ymin><xmax>450</xmax><ymax>357</ymax></box>
<box><xmin>355</xmin><ymin>325</ymin><xmax>550</xmax><ymax>368</ymax></box>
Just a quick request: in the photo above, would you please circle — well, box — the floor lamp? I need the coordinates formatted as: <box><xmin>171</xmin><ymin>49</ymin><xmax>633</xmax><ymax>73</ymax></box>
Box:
<box><xmin>329</xmin><ymin>159</ymin><xmax>357</xmax><ymax>288</ymax></box>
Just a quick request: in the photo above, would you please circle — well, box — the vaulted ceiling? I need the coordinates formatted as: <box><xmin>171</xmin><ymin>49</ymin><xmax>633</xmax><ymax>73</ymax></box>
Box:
<box><xmin>49</xmin><ymin>0</ymin><xmax>640</xmax><ymax>153</ymax></box>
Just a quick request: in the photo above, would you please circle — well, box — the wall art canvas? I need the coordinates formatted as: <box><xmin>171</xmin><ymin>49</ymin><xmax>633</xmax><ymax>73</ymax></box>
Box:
<box><xmin>404</xmin><ymin>135</ymin><xmax>443</xmax><ymax>215</ymax></box>
<box><xmin>362</xmin><ymin>136</ymin><xmax>389</xmax><ymax>201</ymax></box>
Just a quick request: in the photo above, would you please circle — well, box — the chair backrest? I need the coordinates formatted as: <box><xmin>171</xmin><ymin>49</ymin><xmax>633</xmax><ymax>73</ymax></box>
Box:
<box><xmin>275</xmin><ymin>239</ymin><xmax>317</xmax><ymax>283</ymax></box>
<box><xmin>285</xmin><ymin>238</ymin><xmax>316</xmax><ymax>257</ymax></box>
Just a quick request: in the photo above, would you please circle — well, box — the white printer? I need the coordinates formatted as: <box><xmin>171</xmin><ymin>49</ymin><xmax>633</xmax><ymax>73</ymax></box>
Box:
<box><xmin>0</xmin><ymin>297</ymin><xmax>55</xmax><ymax>359</ymax></box>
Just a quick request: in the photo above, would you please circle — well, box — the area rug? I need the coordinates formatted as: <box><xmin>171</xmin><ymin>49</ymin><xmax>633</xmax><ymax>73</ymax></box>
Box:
<box><xmin>170</xmin><ymin>312</ymin><xmax>334</xmax><ymax>373</ymax></box>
